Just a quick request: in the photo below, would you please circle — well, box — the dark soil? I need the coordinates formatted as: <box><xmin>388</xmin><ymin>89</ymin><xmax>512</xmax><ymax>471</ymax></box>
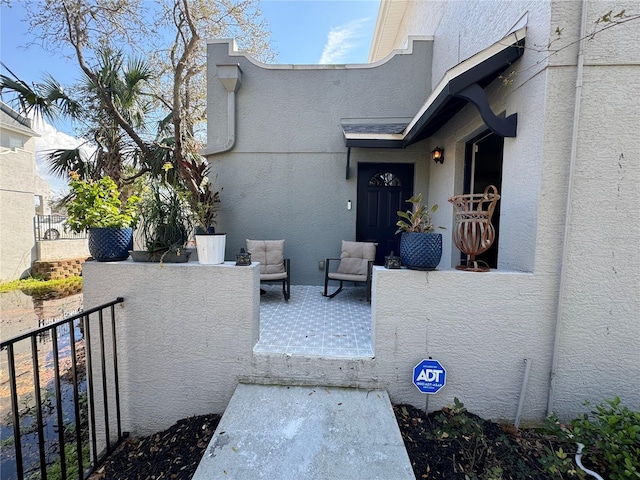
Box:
<box><xmin>90</xmin><ymin>404</ymin><xmax>569</xmax><ymax>479</ymax></box>
<box><xmin>89</xmin><ymin>414</ymin><xmax>221</xmax><ymax>480</ymax></box>
<box><xmin>394</xmin><ymin>404</ymin><xmax>555</xmax><ymax>479</ymax></box>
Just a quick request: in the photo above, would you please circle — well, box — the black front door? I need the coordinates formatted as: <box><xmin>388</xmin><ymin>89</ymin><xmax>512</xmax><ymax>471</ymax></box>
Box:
<box><xmin>356</xmin><ymin>163</ymin><xmax>414</xmax><ymax>265</ymax></box>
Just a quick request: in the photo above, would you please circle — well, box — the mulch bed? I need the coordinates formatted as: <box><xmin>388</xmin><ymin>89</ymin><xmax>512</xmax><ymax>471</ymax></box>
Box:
<box><xmin>394</xmin><ymin>403</ymin><xmax>555</xmax><ymax>479</ymax></box>
<box><xmin>89</xmin><ymin>414</ymin><xmax>221</xmax><ymax>480</ymax></box>
<box><xmin>91</xmin><ymin>404</ymin><xmax>564</xmax><ymax>479</ymax></box>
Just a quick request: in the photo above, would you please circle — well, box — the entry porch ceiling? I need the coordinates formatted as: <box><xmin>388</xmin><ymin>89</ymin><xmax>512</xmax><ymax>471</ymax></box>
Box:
<box><xmin>343</xmin><ymin>27</ymin><xmax>526</xmax><ymax>148</ymax></box>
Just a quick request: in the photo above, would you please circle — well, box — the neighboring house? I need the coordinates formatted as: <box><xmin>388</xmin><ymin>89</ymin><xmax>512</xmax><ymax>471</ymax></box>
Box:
<box><xmin>0</xmin><ymin>102</ymin><xmax>49</xmax><ymax>281</ymax></box>
<box><xmin>205</xmin><ymin>0</ymin><xmax>638</xmax><ymax>420</ymax></box>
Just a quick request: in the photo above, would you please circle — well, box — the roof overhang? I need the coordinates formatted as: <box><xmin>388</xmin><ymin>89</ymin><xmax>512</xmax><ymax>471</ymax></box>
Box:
<box><xmin>343</xmin><ymin>26</ymin><xmax>526</xmax><ymax>148</ymax></box>
<box><xmin>0</xmin><ymin>102</ymin><xmax>40</xmax><ymax>138</ymax></box>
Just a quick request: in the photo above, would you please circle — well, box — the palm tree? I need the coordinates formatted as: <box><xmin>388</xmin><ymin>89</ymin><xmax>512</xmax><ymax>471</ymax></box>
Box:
<box><xmin>0</xmin><ymin>62</ymin><xmax>82</xmax><ymax>123</ymax></box>
<box><xmin>1</xmin><ymin>50</ymin><xmax>156</xmax><ymax>192</ymax></box>
<box><xmin>1</xmin><ymin>52</ymin><xmax>219</xmax><ymax>225</ymax></box>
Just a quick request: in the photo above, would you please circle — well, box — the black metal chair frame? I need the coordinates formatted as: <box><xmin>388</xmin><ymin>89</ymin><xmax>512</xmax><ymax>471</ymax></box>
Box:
<box><xmin>323</xmin><ymin>258</ymin><xmax>374</xmax><ymax>302</ymax></box>
<box><xmin>261</xmin><ymin>258</ymin><xmax>291</xmax><ymax>301</ymax></box>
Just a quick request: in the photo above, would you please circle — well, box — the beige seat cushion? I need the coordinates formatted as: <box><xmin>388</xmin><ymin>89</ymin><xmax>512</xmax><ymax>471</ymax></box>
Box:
<box><xmin>246</xmin><ymin>239</ymin><xmax>286</xmax><ymax>275</ymax></box>
<box><xmin>328</xmin><ymin>272</ymin><xmax>367</xmax><ymax>282</ymax></box>
<box><xmin>336</xmin><ymin>241</ymin><xmax>377</xmax><ymax>275</ymax></box>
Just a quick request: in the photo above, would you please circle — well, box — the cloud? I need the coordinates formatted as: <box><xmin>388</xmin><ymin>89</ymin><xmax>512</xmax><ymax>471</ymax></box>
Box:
<box><xmin>319</xmin><ymin>18</ymin><xmax>371</xmax><ymax>64</ymax></box>
<box><xmin>30</xmin><ymin>118</ymin><xmax>89</xmax><ymax>195</ymax></box>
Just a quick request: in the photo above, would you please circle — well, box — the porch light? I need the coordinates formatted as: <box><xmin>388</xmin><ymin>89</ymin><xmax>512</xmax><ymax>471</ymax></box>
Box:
<box><xmin>235</xmin><ymin>248</ymin><xmax>252</xmax><ymax>266</ymax></box>
<box><xmin>432</xmin><ymin>147</ymin><xmax>444</xmax><ymax>164</ymax></box>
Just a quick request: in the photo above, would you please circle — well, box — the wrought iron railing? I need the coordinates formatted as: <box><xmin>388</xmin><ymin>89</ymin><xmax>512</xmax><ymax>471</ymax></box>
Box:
<box><xmin>34</xmin><ymin>215</ymin><xmax>87</xmax><ymax>241</ymax></box>
<box><xmin>0</xmin><ymin>298</ymin><xmax>125</xmax><ymax>480</ymax></box>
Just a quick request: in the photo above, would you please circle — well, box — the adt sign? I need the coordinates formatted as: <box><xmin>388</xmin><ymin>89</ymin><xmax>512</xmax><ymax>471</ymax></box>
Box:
<box><xmin>413</xmin><ymin>359</ymin><xmax>446</xmax><ymax>394</ymax></box>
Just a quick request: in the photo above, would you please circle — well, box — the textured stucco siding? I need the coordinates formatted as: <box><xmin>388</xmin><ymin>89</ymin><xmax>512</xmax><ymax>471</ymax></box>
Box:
<box><xmin>82</xmin><ymin>261</ymin><xmax>260</xmax><ymax>437</ymax></box>
<box><xmin>551</xmin><ymin>62</ymin><xmax>640</xmax><ymax>412</ymax></box>
<box><xmin>0</xmin><ymin>143</ymin><xmax>38</xmax><ymax>281</ymax></box>
<box><xmin>188</xmin><ymin>0</ymin><xmax>639</xmax><ymax>426</ymax></box>
<box><xmin>206</xmin><ymin>39</ymin><xmax>434</xmax><ymax>284</ymax></box>
<box><xmin>428</xmin><ymin>1</ymin><xmax>551</xmax><ymax>88</ymax></box>
<box><xmin>372</xmin><ymin>267</ymin><xmax>554</xmax><ymax>423</ymax></box>
<box><xmin>385</xmin><ymin>0</ymin><xmax>640</xmax><ymax>417</ymax></box>
<box><xmin>207</xmin><ymin>39</ymin><xmax>432</xmax><ymax>154</ymax></box>
<box><xmin>83</xmin><ymin>263</ymin><xmax>556</xmax><ymax>436</ymax></box>
<box><xmin>215</xmin><ymin>147</ymin><xmax>430</xmax><ymax>286</ymax></box>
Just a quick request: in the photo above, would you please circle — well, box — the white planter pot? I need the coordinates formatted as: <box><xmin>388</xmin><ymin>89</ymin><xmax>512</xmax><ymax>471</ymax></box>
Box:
<box><xmin>195</xmin><ymin>233</ymin><xmax>226</xmax><ymax>265</ymax></box>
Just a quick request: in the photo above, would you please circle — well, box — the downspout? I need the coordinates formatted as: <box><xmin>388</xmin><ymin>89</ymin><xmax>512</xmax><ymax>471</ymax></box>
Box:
<box><xmin>202</xmin><ymin>64</ymin><xmax>243</xmax><ymax>156</ymax></box>
<box><xmin>546</xmin><ymin>0</ymin><xmax>588</xmax><ymax>415</ymax></box>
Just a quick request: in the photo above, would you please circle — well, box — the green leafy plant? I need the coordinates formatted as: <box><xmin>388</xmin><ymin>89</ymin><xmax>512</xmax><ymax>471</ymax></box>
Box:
<box><xmin>396</xmin><ymin>193</ymin><xmax>443</xmax><ymax>233</ymax></box>
<box><xmin>423</xmin><ymin>398</ymin><xmax>539</xmax><ymax>478</ymax></box>
<box><xmin>138</xmin><ymin>179</ymin><xmax>192</xmax><ymax>254</ymax></box>
<box><xmin>179</xmin><ymin>156</ymin><xmax>221</xmax><ymax>233</ymax></box>
<box><xmin>65</xmin><ymin>173</ymin><xmax>139</xmax><ymax>233</ymax></box>
<box><xmin>543</xmin><ymin>397</ymin><xmax>640</xmax><ymax>479</ymax></box>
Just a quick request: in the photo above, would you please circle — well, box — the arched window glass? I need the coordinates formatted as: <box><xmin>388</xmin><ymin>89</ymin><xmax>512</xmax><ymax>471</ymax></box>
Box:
<box><xmin>369</xmin><ymin>172</ymin><xmax>401</xmax><ymax>187</ymax></box>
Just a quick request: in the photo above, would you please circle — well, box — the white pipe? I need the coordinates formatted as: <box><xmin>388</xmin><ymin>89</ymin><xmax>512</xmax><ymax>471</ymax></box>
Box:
<box><xmin>575</xmin><ymin>443</ymin><xmax>605</xmax><ymax>480</ymax></box>
<box><xmin>204</xmin><ymin>91</ymin><xmax>237</xmax><ymax>155</ymax></box>
<box><xmin>515</xmin><ymin>358</ymin><xmax>531</xmax><ymax>428</ymax></box>
<box><xmin>202</xmin><ymin>64</ymin><xmax>242</xmax><ymax>157</ymax></box>
<box><xmin>547</xmin><ymin>0</ymin><xmax>588</xmax><ymax>415</ymax></box>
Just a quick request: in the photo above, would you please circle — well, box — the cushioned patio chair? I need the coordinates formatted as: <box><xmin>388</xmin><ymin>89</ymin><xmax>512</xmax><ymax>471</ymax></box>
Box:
<box><xmin>323</xmin><ymin>241</ymin><xmax>377</xmax><ymax>302</ymax></box>
<box><xmin>246</xmin><ymin>239</ymin><xmax>291</xmax><ymax>301</ymax></box>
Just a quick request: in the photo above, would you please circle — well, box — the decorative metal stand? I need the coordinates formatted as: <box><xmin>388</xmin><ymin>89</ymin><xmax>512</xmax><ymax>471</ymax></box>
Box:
<box><xmin>448</xmin><ymin>185</ymin><xmax>500</xmax><ymax>272</ymax></box>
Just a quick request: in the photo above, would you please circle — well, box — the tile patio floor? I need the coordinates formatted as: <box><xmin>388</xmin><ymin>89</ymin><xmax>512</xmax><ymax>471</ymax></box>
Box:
<box><xmin>254</xmin><ymin>284</ymin><xmax>374</xmax><ymax>358</ymax></box>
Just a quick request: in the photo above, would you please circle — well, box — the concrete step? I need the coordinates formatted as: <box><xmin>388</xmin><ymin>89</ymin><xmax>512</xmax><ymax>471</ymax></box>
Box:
<box><xmin>193</xmin><ymin>383</ymin><xmax>415</xmax><ymax>480</ymax></box>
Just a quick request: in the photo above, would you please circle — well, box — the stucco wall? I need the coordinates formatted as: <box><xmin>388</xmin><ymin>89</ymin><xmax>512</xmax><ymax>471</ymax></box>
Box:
<box><xmin>36</xmin><ymin>239</ymin><xmax>90</xmax><ymax>261</ymax></box>
<box><xmin>387</xmin><ymin>0</ymin><xmax>640</xmax><ymax>416</ymax></box>
<box><xmin>206</xmin><ymin>39</ymin><xmax>433</xmax><ymax>285</ymax></box>
<box><xmin>193</xmin><ymin>0</ymin><xmax>638</xmax><ymax>427</ymax></box>
<box><xmin>83</xmin><ymin>262</ymin><xmax>554</xmax><ymax>437</ymax></box>
<box><xmin>0</xmin><ymin>140</ymin><xmax>38</xmax><ymax>281</ymax></box>
<box><xmin>83</xmin><ymin>261</ymin><xmax>261</xmax><ymax>437</ymax></box>
<box><xmin>84</xmin><ymin>260</ymin><xmax>635</xmax><ymax>438</ymax></box>
<box><xmin>548</xmin><ymin>0</ymin><xmax>640</xmax><ymax>414</ymax></box>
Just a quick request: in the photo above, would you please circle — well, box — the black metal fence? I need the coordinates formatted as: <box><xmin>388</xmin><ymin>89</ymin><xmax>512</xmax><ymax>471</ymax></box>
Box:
<box><xmin>0</xmin><ymin>298</ymin><xmax>125</xmax><ymax>480</ymax></box>
<box><xmin>34</xmin><ymin>215</ymin><xmax>87</xmax><ymax>241</ymax></box>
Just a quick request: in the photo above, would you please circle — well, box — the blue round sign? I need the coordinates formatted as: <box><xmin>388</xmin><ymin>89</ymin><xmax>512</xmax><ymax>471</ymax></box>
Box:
<box><xmin>413</xmin><ymin>359</ymin><xmax>446</xmax><ymax>394</ymax></box>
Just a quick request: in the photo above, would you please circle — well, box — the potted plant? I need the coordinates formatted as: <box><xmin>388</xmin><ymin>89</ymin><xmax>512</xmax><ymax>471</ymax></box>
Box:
<box><xmin>65</xmin><ymin>172</ymin><xmax>140</xmax><ymax>261</ymax></box>
<box><xmin>179</xmin><ymin>157</ymin><xmax>225</xmax><ymax>264</ymax></box>
<box><xmin>134</xmin><ymin>180</ymin><xmax>192</xmax><ymax>263</ymax></box>
<box><xmin>396</xmin><ymin>193</ymin><xmax>444</xmax><ymax>270</ymax></box>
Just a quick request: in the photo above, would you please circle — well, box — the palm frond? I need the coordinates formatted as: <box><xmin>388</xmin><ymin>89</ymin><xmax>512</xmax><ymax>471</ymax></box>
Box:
<box><xmin>45</xmin><ymin>147</ymin><xmax>96</xmax><ymax>180</ymax></box>
<box><xmin>40</xmin><ymin>75</ymin><xmax>83</xmax><ymax>118</ymax></box>
<box><xmin>0</xmin><ymin>73</ymin><xmax>57</xmax><ymax>122</ymax></box>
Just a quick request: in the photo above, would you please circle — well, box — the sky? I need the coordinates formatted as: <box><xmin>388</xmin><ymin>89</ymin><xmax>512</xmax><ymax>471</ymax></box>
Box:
<box><xmin>0</xmin><ymin>0</ymin><xmax>381</xmax><ymax>193</ymax></box>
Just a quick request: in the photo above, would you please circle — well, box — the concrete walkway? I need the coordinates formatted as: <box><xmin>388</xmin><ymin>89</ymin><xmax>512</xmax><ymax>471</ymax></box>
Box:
<box><xmin>193</xmin><ymin>384</ymin><xmax>415</xmax><ymax>480</ymax></box>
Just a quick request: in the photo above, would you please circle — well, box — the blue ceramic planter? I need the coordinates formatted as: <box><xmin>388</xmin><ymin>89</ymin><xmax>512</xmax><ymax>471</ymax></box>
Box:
<box><xmin>88</xmin><ymin>228</ymin><xmax>133</xmax><ymax>262</ymax></box>
<box><xmin>399</xmin><ymin>232</ymin><xmax>443</xmax><ymax>270</ymax></box>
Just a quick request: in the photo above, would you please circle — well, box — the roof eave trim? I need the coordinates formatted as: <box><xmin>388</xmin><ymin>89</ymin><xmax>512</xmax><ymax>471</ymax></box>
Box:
<box><xmin>403</xmin><ymin>26</ymin><xmax>526</xmax><ymax>136</ymax></box>
<box><xmin>344</xmin><ymin>132</ymin><xmax>405</xmax><ymax>148</ymax></box>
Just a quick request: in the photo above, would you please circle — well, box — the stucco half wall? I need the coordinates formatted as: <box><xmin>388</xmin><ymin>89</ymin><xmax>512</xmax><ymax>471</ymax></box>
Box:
<box><xmin>83</xmin><ymin>261</ymin><xmax>638</xmax><ymax>437</ymax></box>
